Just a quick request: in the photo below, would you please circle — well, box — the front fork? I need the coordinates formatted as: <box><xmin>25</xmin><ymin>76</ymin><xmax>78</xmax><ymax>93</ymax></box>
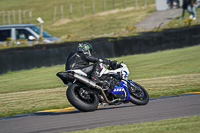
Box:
<box><xmin>128</xmin><ymin>80</ymin><xmax>145</xmax><ymax>98</ymax></box>
<box><xmin>128</xmin><ymin>79</ymin><xmax>140</xmax><ymax>90</ymax></box>
<box><xmin>120</xmin><ymin>80</ymin><xmax>131</xmax><ymax>101</ymax></box>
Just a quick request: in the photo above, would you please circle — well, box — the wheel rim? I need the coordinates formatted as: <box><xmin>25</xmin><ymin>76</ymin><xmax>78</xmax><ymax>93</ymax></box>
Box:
<box><xmin>129</xmin><ymin>84</ymin><xmax>147</xmax><ymax>100</ymax></box>
<box><xmin>74</xmin><ymin>87</ymin><xmax>96</xmax><ymax>104</ymax></box>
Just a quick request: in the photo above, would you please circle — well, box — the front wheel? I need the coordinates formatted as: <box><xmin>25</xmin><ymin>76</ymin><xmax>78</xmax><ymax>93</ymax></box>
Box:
<box><xmin>128</xmin><ymin>81</ymin><xmax>149</xmax><ymax>105</ymax></box>
<box><xmin>66</xmin><ymin>83</ymin><xmax>99</xmax><ymax>112</ymax></box>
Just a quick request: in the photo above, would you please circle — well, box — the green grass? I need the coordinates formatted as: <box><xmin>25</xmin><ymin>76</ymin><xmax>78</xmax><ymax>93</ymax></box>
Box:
<box><xmin>116</xmin><ymin>45</ymin><xmax>200</xmax><ymax>79</ymax></box>
<box><xmin>64</xmin><ymin>115</ymin><xmax>200</xmax><ymax>133</ymax></box>
<box><xmin>0</xmin><ymin>65</ymin><xmax>65</xmax><ymax>94</ymax></box>
<box><xmin>51</xmin><ymin>6</ymin><xmax>155</xmax><ymax>40</ymax></box>
<box><xmin>0</xmin><ymin>45</ymin><xmax>200</xmax><ymax>117</ymax></box>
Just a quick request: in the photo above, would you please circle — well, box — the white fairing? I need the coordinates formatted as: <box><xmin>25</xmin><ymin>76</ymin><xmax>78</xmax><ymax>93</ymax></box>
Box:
<box><xmin>68</xmin><ymin>63</ymin><xmax>130</xmax><ymax>80</ymax></box>
<box><xmin>99</xmin><ymin>63</ymin><xmax>130</xmax><ymax>80</ymax></box>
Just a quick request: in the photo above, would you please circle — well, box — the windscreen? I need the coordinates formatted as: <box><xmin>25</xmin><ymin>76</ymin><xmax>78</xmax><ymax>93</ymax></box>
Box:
<box><xmin>29</xmin><ymin>26</ymin><xmax>51</xmax><ymax>37</ymax></box>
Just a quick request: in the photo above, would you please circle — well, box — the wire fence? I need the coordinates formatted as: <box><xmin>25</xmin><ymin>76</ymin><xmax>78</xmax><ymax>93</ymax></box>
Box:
<box><xmin>0</xmin><ymin>10</ymin><xmax>32</xmax><ymax>25</ymax></box>
<box><xmin>53</xmin><ymin>0</ymin><xmax>155</xmax><ymax>22</ymax></box>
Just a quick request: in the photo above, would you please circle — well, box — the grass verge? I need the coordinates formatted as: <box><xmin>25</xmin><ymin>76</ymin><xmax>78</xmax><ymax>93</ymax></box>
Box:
<box><xmin>0</xmin><ymin>45</ymin><xmax>200</xmax><ymax>117</ymax></box>
<box><xmin>63</xmin><ymin>115</ymin><xmax>200</xmax><ymax>133</ymax></box>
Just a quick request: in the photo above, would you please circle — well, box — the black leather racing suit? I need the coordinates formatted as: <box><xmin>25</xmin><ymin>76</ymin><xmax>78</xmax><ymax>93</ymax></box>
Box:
<box><xmin>65</xmin><ymin>52</ymin><xmax>112</xmax><ymax>82</ymax></box>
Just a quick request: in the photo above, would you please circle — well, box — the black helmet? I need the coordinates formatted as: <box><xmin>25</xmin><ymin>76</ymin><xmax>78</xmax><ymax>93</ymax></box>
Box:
<box><xmin>77</xmin><ymin>42</ymin><xmax>93</xmax><ymax>56</ymax></box>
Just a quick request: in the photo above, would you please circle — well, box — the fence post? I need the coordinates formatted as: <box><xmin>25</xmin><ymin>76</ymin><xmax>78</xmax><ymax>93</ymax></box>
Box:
<box><xmin>135</xmin><ymin>0</ymin><xmax>138</xmax><ymax>7</ymax></box>
<box><xmin>18</xmin><ymin>10</ymin><xmax>21</xmax><ymax>24</ymax></box>
<box><xmin>60</xmin><ymin>5</ymin><xmax>63</xmax><ymax>19</ymax></box>
<box><xmin>144</xmin><ymin>0</ymin><xmax>146</xmax><ymax>7</ymax></box>
<box><xmin>113</xmin><ymin>0</ymin><xmax>116</xmax><ymax>9</ymax></box>
<box><xmin>2</xmin><ymin>11</ymin><xmax>5</xmax><ymax>25</ymax></box>
<box><xmin>23</xmin><ymin>10</ymin><xmax>25</xmax><ymax>23</ymax></box>
<box><xmin>29</xmin><ymin>9</ymin><xmax>32</xmax><ymax>23</ymax></box>
<box><xmin>103</xmin><ymin>0</ymin><xmax>106</xmax><ymax>11</ymax></box>
<box><xmin>123</xmin><ymin>0</ymin><xmax>126</xmax><ymax>9</ymax></box>
<box><xmin>53</xmin><ymin>6</ymin><xmax>57</xmax><ymax>22</ymax></box>
<box><xmin>7</xmin><ymin>11</ymin><xmax>10</xmax><ymax>24</ymax></box>
<box><xmin>82</xmin><ymin>1</ymin><xmax>85</xmax><ymax>17</ymax></box>
<box><xmin>92</xmin><ymin>0</ymin><xmax>95</xmax><ymax>14</ymax></box>
<box><xmin>69</xmin><ymin>3</ymin><xmax>72</xmax><ymax>19</ymax></box>
<box><xmin>12</xmin><ymin>10</ymin><xmax>16</xmax><ymax>24</ymax></box>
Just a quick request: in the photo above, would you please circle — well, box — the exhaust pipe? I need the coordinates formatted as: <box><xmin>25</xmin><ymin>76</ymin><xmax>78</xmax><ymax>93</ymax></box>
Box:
<box><xmin>72</xmin><ymin>73</ymin><xmax>123</xmax><ymax>105</ymax></box>
<box><xmin>95</xmin><ymin>85</ymin><xmax>126</xmax><ymax>104</ymax></box>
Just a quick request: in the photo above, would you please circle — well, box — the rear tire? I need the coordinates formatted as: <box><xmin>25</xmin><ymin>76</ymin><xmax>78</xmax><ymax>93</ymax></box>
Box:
<box><xmin>66</xmin><ymin>83</ymin><xmax>99</xmax><ymax>112</ymax></box>
<box><xmin>128</xmin><ymin>82</ymin><xmax>149</xmax><ymax>105</ymax></box>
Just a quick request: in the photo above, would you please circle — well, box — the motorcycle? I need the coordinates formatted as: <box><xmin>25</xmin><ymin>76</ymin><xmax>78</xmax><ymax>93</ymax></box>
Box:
<box><xmin>56</xmin><ymin>62</ymin><xmax>149</xmax><ymax>112</ymax></box>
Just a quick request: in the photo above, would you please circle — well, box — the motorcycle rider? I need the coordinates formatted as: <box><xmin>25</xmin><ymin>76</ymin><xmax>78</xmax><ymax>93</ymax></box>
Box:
<box><xmin>65</xmin><ymin>42</ymin><xmax>118</xmax><ymax>88</ymax></box>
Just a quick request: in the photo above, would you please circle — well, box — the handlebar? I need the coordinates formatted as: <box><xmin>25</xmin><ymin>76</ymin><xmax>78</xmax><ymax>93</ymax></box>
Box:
<box><xmin>109</xmin><ymin>61</ymin><xmax>123</xmax><ymax>70</ymax></box>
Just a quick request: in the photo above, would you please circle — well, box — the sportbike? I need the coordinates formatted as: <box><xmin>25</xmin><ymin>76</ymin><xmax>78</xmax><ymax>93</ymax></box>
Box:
<box><xmin>57</xmin><ymin>62</ymin><xmax>149</xmax><ymax>112</ymax></box>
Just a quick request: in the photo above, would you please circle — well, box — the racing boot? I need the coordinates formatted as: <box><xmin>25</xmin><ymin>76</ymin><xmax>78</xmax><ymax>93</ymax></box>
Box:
<box><xmin>91</xmin><ymin>71</ymin><xmax>104</xmax><ymax>85</ymax></box>
<box><xmin>91</xmin><ymin>71</ymin><xmax>110</xmax><ymax>89</ymax></box>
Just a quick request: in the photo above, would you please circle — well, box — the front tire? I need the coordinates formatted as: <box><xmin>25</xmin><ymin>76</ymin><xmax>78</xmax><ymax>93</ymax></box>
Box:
<box><xmin>66</xmin><ymin>83</ymin><xmax>99</xmax><ymax>112</ymax></box>
<box><xmin>128</xmin><ymin>82</ymin><xmax>149</xmax><ymax>105</ymax></box>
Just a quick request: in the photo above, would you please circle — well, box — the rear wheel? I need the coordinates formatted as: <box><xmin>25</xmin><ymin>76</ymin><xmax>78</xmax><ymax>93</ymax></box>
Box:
<box><xmin>128</xmin><ymin>81</ymin><xmax>149</xmax><ymax>105</ymax></box>
<box><xmin>66</xmin><ymin>83</ymin><xmax>99</xmax><ymax>112</ymax></box>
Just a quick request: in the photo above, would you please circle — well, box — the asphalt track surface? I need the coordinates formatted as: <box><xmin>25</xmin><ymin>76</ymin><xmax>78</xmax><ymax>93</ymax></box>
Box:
<box><xmin>0</xmin><ymin>93</ymin><xmax>200</xmax><ymax>133</ymax></box>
